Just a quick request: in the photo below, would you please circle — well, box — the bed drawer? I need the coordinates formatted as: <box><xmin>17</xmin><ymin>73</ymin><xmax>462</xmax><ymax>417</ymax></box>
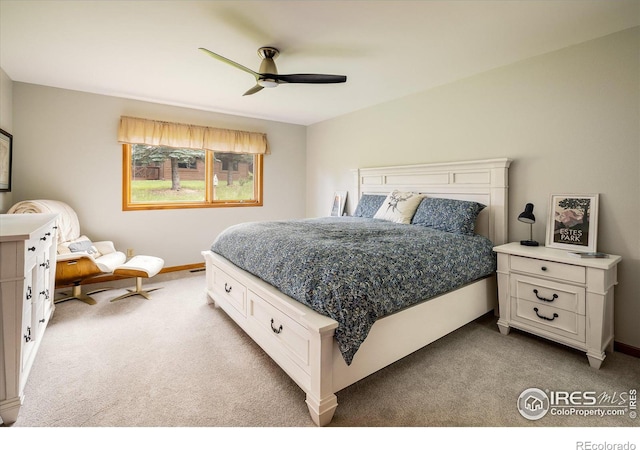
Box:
<box><xmin>510</xmin><ymin>297</ymin><xmax>585</xmax><ymax>343</ymax></box>
<box><xmin>247</xmin><ymin>290</ymin><xmax>310</xmax><ymax>373</ymax></box>
<box><xmin>510</xmin><ymin>274</ymin><xmax>585</xmax><ymax>314</ymax></box>
<box><xmin>212</xmin><ymin>266</ymin><xmax>246</xmax><ymax>316</ymax></box>
<box><xmin>510</xmin><ymin>255</ymin><xmax>585</xmax><ymax>284</ymax></box>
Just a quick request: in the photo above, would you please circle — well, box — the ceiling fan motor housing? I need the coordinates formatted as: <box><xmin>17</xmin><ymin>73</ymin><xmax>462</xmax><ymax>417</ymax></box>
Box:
<box><xmin>258</xmin><ymin>47</ymin><xmax>279</xmax><ymax>85</ymax></box>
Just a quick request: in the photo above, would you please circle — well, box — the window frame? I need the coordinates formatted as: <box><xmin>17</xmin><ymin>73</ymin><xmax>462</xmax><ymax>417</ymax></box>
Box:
<box><xmin>122</xmin><ymin>144</ymin><xmax>263</xmax><ymax>211</ymax></box>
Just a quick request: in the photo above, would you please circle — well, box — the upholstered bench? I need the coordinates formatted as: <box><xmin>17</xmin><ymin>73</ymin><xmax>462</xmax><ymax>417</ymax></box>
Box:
<box><xmin>110</xmin><ymin>255</ymin><xmax>164</xmax><ymax>302</ymax></box>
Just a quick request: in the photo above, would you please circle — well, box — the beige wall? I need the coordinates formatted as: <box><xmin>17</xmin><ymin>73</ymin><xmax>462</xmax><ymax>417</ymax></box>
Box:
<box><xmin>8</xmin><ymin>84</ymin><xmax>307</xmax><ymax>268</ymax></box>
<box><xmin>0</xmin><ymin>68</ymin><xmax>14</xmax><ymax>212</ymax></box>
<box><xmin>306</xmin><ymin>28</ymin><xmax>640</xmax><ymax>348</ymax></box>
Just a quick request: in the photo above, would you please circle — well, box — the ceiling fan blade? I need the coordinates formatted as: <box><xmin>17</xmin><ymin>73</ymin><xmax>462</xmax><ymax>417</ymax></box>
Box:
<box><xmin>243</xmin><ymin>84</ymin><xmax>264</xmax><ymax>96</ymax></box>
<box><xmin>272</xmin><ymin>74</ymin><xmax>347</xmax><ymax>84</ymax></box>
<box><xmin>199</xmin><ymin>47</ymin><xmax>259</xmax><ymax>79</ymax></box>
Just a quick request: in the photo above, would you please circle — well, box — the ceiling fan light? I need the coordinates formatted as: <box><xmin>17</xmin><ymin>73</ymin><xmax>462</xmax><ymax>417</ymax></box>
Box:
<box><xmin>258</xmin><ymin>79</ymin><xmax>278</xmax><ymax>88</ymax></box>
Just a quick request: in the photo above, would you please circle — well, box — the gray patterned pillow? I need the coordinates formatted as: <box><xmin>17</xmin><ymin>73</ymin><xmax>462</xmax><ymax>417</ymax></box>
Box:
<box><xmin>412</xmin><ymin>197</ymin><xmax>486</xmax><ymax>235</ymax></box>
<box><xmin>353</xmin><ymin>194</ymin><xmax>387</xmax><ymax>218</ymax></box>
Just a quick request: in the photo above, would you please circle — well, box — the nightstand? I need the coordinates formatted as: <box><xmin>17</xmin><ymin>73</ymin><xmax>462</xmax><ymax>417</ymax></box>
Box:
<box><xmin>493</xmin><ymin>242</ymin><xmax>621</xmax><ymax>369</ymax></box>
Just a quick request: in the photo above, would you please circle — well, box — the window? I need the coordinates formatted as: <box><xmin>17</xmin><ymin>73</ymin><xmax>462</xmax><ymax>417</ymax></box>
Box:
<box><xmin>178</xmin><ymin>160</ymin><xmax>197</xmax><ymax>170</ymax></box>
<box><xmin>118</xmin><ymin>116</ymin><xmax>268</xmax><ymax>210</ymax></box>
<box><xmin>123</xmin><ymin>144</ymin><xmax>263</xmax><ymax>210</ymax></box>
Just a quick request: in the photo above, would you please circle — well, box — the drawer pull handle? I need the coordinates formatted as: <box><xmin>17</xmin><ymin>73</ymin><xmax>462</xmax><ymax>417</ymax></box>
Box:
<box><xmin>533</xmin><ymin>289</ymin><xmax>558</xmax><ymax>303</ymax></box>
<box><xmin>534</xmin><ymin>307</ymin><xmax>558</xmax><ymax>321</ymax></box>
<box><xmin>24</xmin><ymin>326</ymin><xmax>32</xmax><ymax>343</ymax></box>
<box><xmin>270</xmin><ymin>318</ymin><xmax>283</xmax><ymax>334</ymax></box>
<box><xmin>224</xmin><ymin>283</ymin><xmax>232</xmax><ymax>293</ymax></box>
<box><xmin>541</xmin><ymin>266</ymin><xmax>547</xmax><ymax>271</ymax></box>
<box><xmin>28</xmin><ymin>246</ymin><xmax>36</xmax><ymax>252</ymax></box>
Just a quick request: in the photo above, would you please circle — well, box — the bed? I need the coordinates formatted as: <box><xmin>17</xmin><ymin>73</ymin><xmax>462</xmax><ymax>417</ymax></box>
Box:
<box><xmin>202</xmin><ymin>158</ymin><xmax>511</xmax><ymax>425</ymax></box>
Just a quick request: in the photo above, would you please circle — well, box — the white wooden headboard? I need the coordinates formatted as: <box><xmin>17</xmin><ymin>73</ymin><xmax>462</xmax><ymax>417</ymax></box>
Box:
<box><xmin>352</xmin><ymin>158</ymin><xmax>512</xmax><ymax>245</ymax></box>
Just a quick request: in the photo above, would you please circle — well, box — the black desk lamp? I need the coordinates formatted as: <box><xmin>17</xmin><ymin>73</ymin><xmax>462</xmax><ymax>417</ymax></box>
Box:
<box><xmin>518</xmin><ymin>203</ymin><xmax>539</xmax><ymax>246</ymax></box>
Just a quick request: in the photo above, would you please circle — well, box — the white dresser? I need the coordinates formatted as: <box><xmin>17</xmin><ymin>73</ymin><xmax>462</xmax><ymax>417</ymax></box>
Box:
<box><xmin>0</xmin><ymin>213</ymin><xmax>58</xmax><ymax>425</ymax></box>
<box><xmin>493</xmin><ymin>242</ymin><xmax>621</xmax><ymax>369</ymax></box>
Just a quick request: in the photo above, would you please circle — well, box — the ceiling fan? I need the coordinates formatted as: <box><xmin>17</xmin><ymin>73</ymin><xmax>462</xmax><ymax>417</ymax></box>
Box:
<box><xmin>199</xmin><ymin>46</ymin><xmax>347</xmax><ymax>96</ymax></box>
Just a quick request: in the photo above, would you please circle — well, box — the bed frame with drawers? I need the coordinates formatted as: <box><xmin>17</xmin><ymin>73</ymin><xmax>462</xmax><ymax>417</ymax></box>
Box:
<box><xmin>202</xmin><ymin>158</ymin><xmax>512</xmax><ymax>425</ymax></box>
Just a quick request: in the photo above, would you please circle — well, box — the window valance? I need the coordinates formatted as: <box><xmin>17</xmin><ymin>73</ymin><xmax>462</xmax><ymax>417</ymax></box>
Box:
<box><xmin>117</xmin><ymin>116</ymin><xmax>269</xmax><ymax>155</ymax></box>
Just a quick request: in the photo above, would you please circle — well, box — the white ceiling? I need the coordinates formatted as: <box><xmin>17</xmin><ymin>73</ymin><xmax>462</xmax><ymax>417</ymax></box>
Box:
<box><xmin>1</xmin><ymin>1</ymin><xmax>638</xmax><ymax>126</ymax></box>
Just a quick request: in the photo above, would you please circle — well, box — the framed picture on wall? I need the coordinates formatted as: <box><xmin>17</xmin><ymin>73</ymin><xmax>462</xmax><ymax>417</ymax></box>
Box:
<box><xmin>330</xmin><ymin>191</ymin><xmax>348</xmax><ymax>216</ymax></box>
<box><xmin>546</xmin><ymin>193</ymin><xmax>599</xmax><ymax>252</ymax></box>
<box><xmin>0</xmin><ymin>128</ymin><xmax>12</xmax><ymax>192</ymax></box>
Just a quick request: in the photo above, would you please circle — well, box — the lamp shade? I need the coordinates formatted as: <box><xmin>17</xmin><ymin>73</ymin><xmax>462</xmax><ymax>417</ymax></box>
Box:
<box><xmin>518</xmin><ymin>203</ymin><xmax>536</xmax><ymax>224</ymax></box>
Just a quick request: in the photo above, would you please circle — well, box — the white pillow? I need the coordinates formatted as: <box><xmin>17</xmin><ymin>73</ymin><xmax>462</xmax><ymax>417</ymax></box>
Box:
<box><xmin>373</xmin><ymin>190</ymin><xmax>425</xmax><ymax>224</ymax></box>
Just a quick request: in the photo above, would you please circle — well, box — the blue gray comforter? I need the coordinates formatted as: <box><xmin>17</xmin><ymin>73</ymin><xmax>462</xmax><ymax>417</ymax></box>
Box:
<box><xmin>211</xmin><ymin>217</ymin><xmax>496</xmax><ymax>365</ymax></box>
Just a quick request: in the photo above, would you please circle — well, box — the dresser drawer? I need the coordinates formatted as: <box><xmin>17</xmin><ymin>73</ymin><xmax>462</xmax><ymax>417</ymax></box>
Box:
<box><xmin>510</xmin><ymin>255</ymin><xmax>585</xmax><ymax>284</ymax></box>
<box><xmin>212</xmin><ymin>266</ymin><xmax>246</xmax><ymax>316</ymax></box>
<box><xmin>24</xmin><ymin>236</ymin><xmax>41</xmax><ymax>270</ymax></box>
<box><xmin>24</xmin><ymin>225</ymin><xmax>55</xmax><ymax>269</ymax></box>
<box><xmin>511</xmin><ymin>274</ymin><xmax>585</xmax><ymax>314</ymax></box>
<box><xmin>21</xmin><ymin>296</ymin><xmax>35</xmax><ymax>372</ymax></box>
<box><xmin>248</xmin><ymin>290</ymin><xmax>310</xmax><ymax>373</ymax></box>
<box><xmin>511</xmin><ymin>297</ymin><xmax>585</xmax><ymax>343</ymax></box>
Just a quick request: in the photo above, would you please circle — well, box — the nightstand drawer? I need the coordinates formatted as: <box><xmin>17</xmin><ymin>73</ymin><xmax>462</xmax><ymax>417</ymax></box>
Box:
<box><xmin>510</xmin><ymin>255</ymin><xmax>585</xmax><ymax>284</ymax></box>
<box><xmin>511</xmin><ymin>297</ymin><xmax>585</xmax><ymax>343</ymax></box>
<box><xmin>511</xmin><ymin>274</ymin><xmax>585</xmax><ymax>314</ymax></box>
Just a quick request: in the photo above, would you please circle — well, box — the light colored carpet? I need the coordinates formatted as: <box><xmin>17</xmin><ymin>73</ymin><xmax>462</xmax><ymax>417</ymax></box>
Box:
<box><xmin>4</xmin><ymin>270</ymin><xmax>639</xmax><ymax>444</ymax></box>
